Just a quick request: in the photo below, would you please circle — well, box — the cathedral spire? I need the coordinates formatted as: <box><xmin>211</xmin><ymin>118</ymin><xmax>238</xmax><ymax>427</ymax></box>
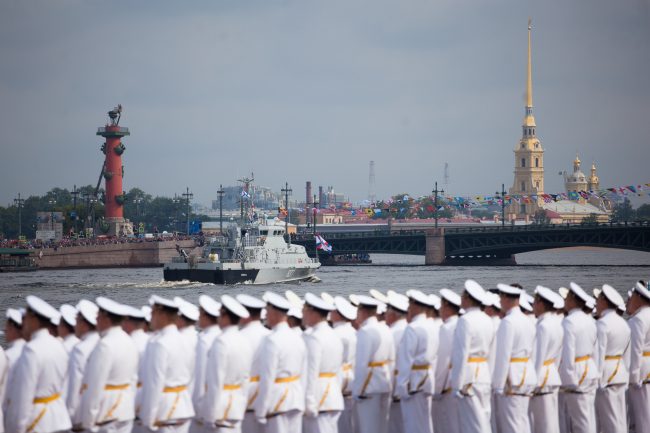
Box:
<box><xmin>526</xmin><ymin>18</ymin><xmax>533</xmax><ymax>109</ymax></box>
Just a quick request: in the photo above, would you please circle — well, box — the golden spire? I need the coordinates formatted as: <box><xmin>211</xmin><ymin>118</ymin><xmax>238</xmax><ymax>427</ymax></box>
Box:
<box><xmin>526</xmin><ymin>18</ymin><xmax>533</xmax><ymax>108</ymax></box>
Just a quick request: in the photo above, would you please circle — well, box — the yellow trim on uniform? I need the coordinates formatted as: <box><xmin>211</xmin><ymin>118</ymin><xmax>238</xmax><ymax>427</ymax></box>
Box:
<box><xmin>510</xmin><ymin>357</ymin><xmax>529</xmax><ymax>363</ymax></box>
<box><xmin>250</xmin><ymin>376</ymin><xmax>260</xmax><ymax>382</ymax></box>
<box><xmin>272</xmin><ymin>388</ymin><xmax>290</xmax><ymax>414</ymax></box>
<box><xmin>543</xmin><ymin>358</ymin><xmax>556</xmax><ymax>366</ymax></box>
<box><xmin>575</xmin><ymin>355</ymin><xmax>591</xmax><ymax>363</ymax></box>
<box><xmin>163</xmin><ymin>385</ymin><xmax>187</xmax><ymax>393</ymax></box>
<box><xmin>642</xmin><ymin>351</ymin><xmax>650</xmax><ymax>357</ymax></box>
<box><xmin>319</xmin><ymin>372</ymin><xmax>337</xmax><ymax>378</ymax></box>
<box><xmin>342</xmin><ymin>363</ymin><xmax>353</xmax><ymax>371</ymax></box>
<box><xmin>102</xmin><ymin>393</ymin><xmax>123</xmax><ymax>423</ymax></box>
<box><xmin>575</xmin><ymin>356</ymin><xmax>591</xmax><ymax>387</ymax></box>
<box><xmin>540</xmin><ymin>359</ymin><xmax>555</xmax><ymax>389</ymax></box>
<box><xmin>275</xmin><ymin>375</ymin><xmax>300</xmax><ymax>384</ymax></box>
<box><xmin>223</xmin><ymin>384</ymin><xmax>242</xmax><ymax>390</ymax></box>
<box><xmin>411</xmin><ymin>364</ymin><xmax>430</xmax><ymax>371</ymax></box>
<box><xmin>467</xmin><ymin>357</ymin><xmax>487</xmax><ymax>363</ymax></box>
<box><xmin>605</xmin><ymin>355</ymin><xmax>623</xmax><ymax>361</ymax></box>
<box><xmin>368</xmin><ymin>360</ymin><xmax>388</xmax><ymax>367</ymax></box>
<box><xmin>222</xmin><ymin>394</ymin><xmax>234</xmax><ymax>421</ymax></box>
<box><xmin>33</xmin><ymin>393</ymin><xmax>60</xmax><ymax>404</ymax></box>
<box><xmin>104</xmin><ymin>383</ymin><xmax>130</xmax><ymax>391</ymax></box>
<box><xmin>318</xmin><ymin>382</ymin><xmax>331</xmax><ymax>409</ymax></box>
<box><xmin>137</xmin><ymin>382</ymin><xmax>142</xmax><ymax>389</ymax></box>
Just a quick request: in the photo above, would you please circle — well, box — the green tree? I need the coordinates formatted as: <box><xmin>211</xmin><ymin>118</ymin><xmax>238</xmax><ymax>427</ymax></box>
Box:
<box><xmin>581</xmin><ymin>213</ymin><xmax>599</xmax><ymax>225</ymax></box>
<box><xmin>636</xmin><ymin>204</ymin><xmax>650</xmax><ymax>221</ymax></box>
<box><xmin>532</xmin><ymin>209</ymin><xmax>550</xmax><ymax>225</ymax></box>
<box><xmin>611</xmin><ymin>198</ymin><xmax>635</xmax><ymax>223</ymax></box>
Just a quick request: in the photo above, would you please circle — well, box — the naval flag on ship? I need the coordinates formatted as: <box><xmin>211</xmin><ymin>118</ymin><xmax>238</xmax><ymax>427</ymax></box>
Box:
<box><xmin>315</xmin><ymin>235</ymin><xmax>332</xmax><ymax>253</ymax></box>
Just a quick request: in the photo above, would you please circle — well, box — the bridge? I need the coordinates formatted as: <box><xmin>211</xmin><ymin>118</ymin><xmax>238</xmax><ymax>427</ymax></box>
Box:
<box><xmin>292</xmin><ymin>222</ymin><xmax>650</xmax><ymax>265</ymax></box>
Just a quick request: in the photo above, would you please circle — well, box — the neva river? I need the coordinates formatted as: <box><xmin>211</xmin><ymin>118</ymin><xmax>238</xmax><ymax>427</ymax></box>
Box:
<box><xmin>2</xmin><ymin>248</ymin><xmax>648</xmax><ymax>316</ymax></box>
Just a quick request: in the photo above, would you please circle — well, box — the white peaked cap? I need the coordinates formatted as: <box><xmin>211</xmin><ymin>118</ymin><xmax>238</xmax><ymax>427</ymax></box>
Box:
<box><xmin>593</xmin><ymin>288</ymin><xmax>602</xmax><ymax>299</ymax></box>
<box><xmin>263</xmin><ymin>291</ymin><xmax>292</xmax><ymax>311</ymax></box>
<box><xmin>221</xmin><ymin>295</ymin><xmax>250</xmax><ymax>319</ymax></box>
<box><xmin>369</xmin><ymin>289</ymin><xmax>389</xmax><ymax>304</ymax></box>
<box><xmin>26</xmin><ymin>295</ymin><xmax>59</xmax><ymax>322</ymax></box>
<box><xmin>76</xmin><ymin>300</ymin><xmax>99</xmax><ymax>326</ymax></box>
<box><xmin>519</xmin><ymin>294</ymin><xmax>533</xmax><ymax>312</ymax></box>
<box><xmin>496</xmin><ymin>283</ymin><xmax>523</xmax><ymax>296</ymax></box>
<box><xmin>558</xmin><ymin>287</ymin><xmax>569</xmax><ymax>300</ymax></box>
<box><xmin>570</xmin><ymin>282</ymin><xmax>595</xmax><ymax>307</ymax></box>
<box><xmin>523</xmin><ymin>292</ymin><xmax>534</xmax><ymax>305</ymax></box>
<box><xmin>634</xmin><ymin>281</ymin><xmax>650</xmax><ymax>301</ymax></box>
<box><xmin>407</xmin><ymin>289</ymin><xmax>434</xmax><ymax>308</ymax></box>
<box><xmin>59</xmin><ymin>304</ymin><xmax>77</xmax><ymax>327</ymax></box>
<box><xmin>284</xmin><ymin>290</ymin><xmax>303</xmax><ymax>308</ymax></box>
<box><xmin>348</xmin><ymin>294</ymin><xmax>360</xmax><ymax>306</ymax></box>
<box><xmin>535</xmin><ymin>286</ymin><xmax>563</xmax><ymax>310</ymax></box>
<box><xmin>320</xmin><ymin>292</ymin><xmax>335</xmax><ymax>305</ymax></box>
<box><xmin>174</xmin><ymin>297</ymin><xmax>199</xmax><ymax>322</ymax></box>
<box><xmin>141</xmin><ymin>306</ymin><xmax>152</xmax><ymax>323</ymax></box>
<box><xmin>482</xmin><ymin>292</ymin><xmax>500</xmax><ymax>309</ymax></box>
<box><xmin>199</xmin><ymin>295</ymin><xmax>222</xmax><ymax>318</ymax></box>
<box><xmin>334</xmin><ymin>296</ymin><xmax>357</xmax><ymax>321</ymax></box>
<box><xmin>236</xmin><ymin>294</ymin><xmax>267</xmax><ymax>309</ymax></box>
<box><xmin>464</xmin><ymin>280</ymin><xmax>486</xmax><ymax>304</ymax></box>
<box><xmin>386</xmin><ymin>291</ymin><xmax>409</xmax><ymax>313</ymax></box>
<box><xmin>123</xmin><ymin>305</ymin><xmax>146</xmax><ymax>320</ymax></box>
<box><xmin>149</xmin><ymin>295</ymin><xmax>178</xmax><ymax>309</ymax></box>
<box><xmin>96</xmin><ymin>297</ymin><xmax>132</xmax><ymax>317</ymax></box>
<box><xmin>439</xmin><ymin>289</ymin><xmax>461</xmax><ymax>308</ymax></box>
<box><xmin>6</xmin><ymin>308</ymin><xmax>23</xmax><ymax>326</ymax></box>
<box><xmin>355</xmin><ymin>294</ymin><xmax>381</xmax><ymax>307</ymax></box>
<box><xmin>288</xmin><ymin>306</ymin><xmax>303</xmax><ymax>320</ymax></box>
<box><xmin>429</xmin><ymin>294</ymin><xmax>442</xmax><ymax>310</ymax></box>
<box><xmin>305</xmin><ymin>292</ymin><xmax>335</xmax><ymax>312</ymax></box>
<box><xmin>377</xmin><ymin>303</ymin><xmax>387</xmax><ymax>315</ymax></box>
<box><xmin>601</xmin><ymin>284</ymin><xmax>624</xmax><ymax>309</ymax></box>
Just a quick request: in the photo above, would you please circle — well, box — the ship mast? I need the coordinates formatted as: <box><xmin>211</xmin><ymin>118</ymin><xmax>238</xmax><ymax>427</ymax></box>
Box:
<box><xmin>238</xmin><ymin>173</ymin><xmax>255</xmax><ymax>226</ymax></box>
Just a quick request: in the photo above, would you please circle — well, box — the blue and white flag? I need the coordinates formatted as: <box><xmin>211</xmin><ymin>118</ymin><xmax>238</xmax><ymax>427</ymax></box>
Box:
<box><xmin>241</xmin><ymin>190</ymin><xmax>251</xmax><ymax>199</ymax></box>
<box><xmin>315</xmin><ymin>235</ymin><xmax>332</xmax><ymax>253</ymax></box>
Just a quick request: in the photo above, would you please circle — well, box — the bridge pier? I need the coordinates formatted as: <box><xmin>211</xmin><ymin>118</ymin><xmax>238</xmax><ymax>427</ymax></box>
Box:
<box><xmin>425</xmin><ymin>229</ymin><xmax>445</xmax><ymax>265</ymax></box>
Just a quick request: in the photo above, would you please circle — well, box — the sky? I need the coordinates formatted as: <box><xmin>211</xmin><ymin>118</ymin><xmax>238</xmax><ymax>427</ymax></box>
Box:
<box><xmin>1</xmin><ymin>0</ymin><xmax>649</xmax><ymax>207</ymax></box>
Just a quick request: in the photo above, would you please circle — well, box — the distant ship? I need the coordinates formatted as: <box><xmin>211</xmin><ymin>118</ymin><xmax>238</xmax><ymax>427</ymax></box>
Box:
<box><xmin>163</xmin><ymin>218</ymin><xmax>320</xmax><ymax>285</ymax></box>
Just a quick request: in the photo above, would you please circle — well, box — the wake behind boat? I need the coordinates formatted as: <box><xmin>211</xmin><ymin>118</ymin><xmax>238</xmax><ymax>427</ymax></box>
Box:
<box><xmin>163</xmin><ymin>218</ymin><xmax>320</xmax><ymax>285</ymax></box>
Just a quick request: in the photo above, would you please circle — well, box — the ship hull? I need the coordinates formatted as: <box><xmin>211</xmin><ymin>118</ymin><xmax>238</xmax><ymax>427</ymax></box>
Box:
<box><xmin>163</xmin><ymin>265</ymin><xmax>317</xmax><ymax>285</ymax></box>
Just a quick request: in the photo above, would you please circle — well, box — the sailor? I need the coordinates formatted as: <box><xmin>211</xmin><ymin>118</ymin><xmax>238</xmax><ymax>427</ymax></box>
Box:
<box><xmin>480</xmin><ymin>290</ymin><xmax>501</xmax><ymax>433</ymax></box>
<box><xmin>48</xmin><ymin>312</ymin><xmax>61</xmax><ymax>338</ymax></box>
<box><xmin>5</xmin><ymin>295</ymin><xmax>72</xmax><ymax>433</ymax></box>
<box><xmin>351</xmin><ymin>294</ymin><xmax>395</xmax><ymax>433</ymax></box>
<box><xmin>331</xmin><ymin>296</ymin><xmax>357</xmax><ymax>433</ymax></box>
<box><xmin>122</xmin><ymin>305</ymin><xmax>150</xmax><ymax>361</ymax></box>
<box><xmin>395</xmin><ymin>289</ymin><xmax>437</xmax><ymax>433</ymax></box>
<box><xmin>301</xmin><ymin>292</ymin><xmax>344</xmax><ymax>433</ymax></box>
<box><xmin>450</xmin><ymin>279</ymin><xmax>494</xmax><ymax>433</ymax></box>
<box><xmin>492</xmin><ymin>284</ymin><xmax>537</xmax><ymax>433</ymax></box>
<box><xmin>174</xmin><ymin>297</ymin><xmax>200</xmax><ymax>395</ymax></box>
<box><xmin>139</xmin><ymin>295</ymin><xmax>194</xmax><ymax>432</ymax></box>
<box><xmin>529</xmin><ymin>286</ymin><xmax>564</xmax><ymax>433</ymax></box>
<box><xmin>236</xmin><ymin>294</ymin><xmax>271</xmax><ymax>433</ymax></box>
<box><xmin>520</xmin><ymin>292</ymin><xmax>538</xmax><ymax>327</ymax></box>
<box><xmin>626</xmin><ymin>281</ymin><xmax>650</xmax><ymax>430</ymax></box>
<box><xmin>559</xmin><ymin>282</ymin><xmax>599</xmax><ymax>433</ymax></box>
<box><xmin>192</xmin><ymin>295</ymin><xmax>222</xmax><ymax>433</ymax></box>
<box><xmin>4</xmin><ymin>308</ymin><xmax>26</xmax><ymax>369</ymax></box>
<box><xmin>288</xmin><ymin>307</ymin><xmax>305</xmax><ymax>335</ymax></box>
<box><xmin>433</xmin><ymin>289</ymin><xmax>462</xmax><ymax>433</ymax></box>
<box><xmin>198</xmin><ymin>295</ymin><xmax>252</xmax><ymax>433</ymax></box>
<box><xmin>254</xmin><ymin>291</ymin><xmax>306</xmax><ymax>433</ymax></box>
<box><xmin>594</xmin><ymin>284</ymin><xmax>631</xmax><ymax>433</ymax></box>
<box><xmin>383</xmin><ymin>290</ymin><xmax>408</xmax><ymax>433</ymax></box>
<box><xmin>77</xmin><ymin>297</ymin><xmax>139</xmax><ymax>433</ymax></box>
<box><xmin>66</xmin><ymin>299</ymin><xmax>100</xmax><ymax>426</ymax></box>
<box><xmin>59</xmin><ymin>303</ymin><xmax>80</xmax><ymax>353</ymax></box>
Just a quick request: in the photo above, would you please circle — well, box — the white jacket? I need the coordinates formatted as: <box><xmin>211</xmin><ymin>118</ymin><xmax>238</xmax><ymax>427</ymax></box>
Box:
<box><xmin>0</xmin><ymin>347</ymin><xmax>7</xmax><ymax>433</ymax></box>
<box><xmin>435</xmin><ymin>315</ymin><xmax>458</xmax><ymax>395</ymax></box>
<box><xmin>239</xmin><ymin>320</ymin><xmax>271</xmax><ymax>411</ymax></box>
<box><xmin>450</xmin><ymin>307</ymin><xmax>494</xmax><ymax>392</ymax></box>
<box><xmin>199</xmin><ymin>325</ymin><xmax>252</xmax><ymax>426</ymax></box>
<box><xmin>193</xmin><ymin>325</ymin><xmax>222</xmax><ymax>411</ymax></box>
<box><xmin>596</xmin><ymin>309</ymin><xmax>631</xmax><ymax>388</ymax></box>
<box><xmin>5</xmin><ymin>328</ymin><xmax>72</xmax><ymax>433</ymax></box>
<box><xmin>492</xmin><ymin>307</ymin><xmax>537</xmax><ymax>395</ymax></box>
<box><xmin>352</xmin><ymin>316</ymin><xmax>395</xmax><ymax>397</ymax></box>
<box><xmin>139</xmin><ymin>324</ymin><xmax>195</xmax><ymax>429</ymax></box>
<box><xmin>79</xmin><ymin>326</ymin><xmax>139</xmax><ymax>429</ymax></box>
<box><xmin>303</xmin><ymin>321</ymin><xmax>344</xmax><ymax>416</ymax></box>
<box><xmin>560</xmin><ymin>309</ymin><xmax>599</xmax><ymax>392</ymax></box>
<box><xmin>179</xmin><ymin>326</ymin><xmax>198</xmax><ymax>395</ymax></box>
<box><xmin>533</xmin><ymin>312</ymin><xmax>563</xmax><ymax>393</ymax></box>
<box><xmin>333</xmin><ymin>321</ymin><xmax>356</xmax><ymax>396</ymax></box>
<box><xmin>254</xmin><ymin>321</ymin><xmax>306</xmax><ymax>420</ymax></box>
<box><xmin>66</xmin><ymin>330</ymin><xmax>100</xmax><ymax>424</ymax></box>
<box><xmin>395</xmin><ymin>313</ymin><xmax>437</xmax><ymax>399</ymax></box>
<box><xmin>628</xmin><ymin>305</ymin><xmax>650</xmax><ymax>387</ymax></box>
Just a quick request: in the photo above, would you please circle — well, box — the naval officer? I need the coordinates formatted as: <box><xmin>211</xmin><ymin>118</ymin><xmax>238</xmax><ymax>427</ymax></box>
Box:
<box><xmin>59</xmin><ymin>304</ymin><xmax>80</xmax><ymax>353</ymax></box>
<box><xmin>384</xmin><ymin>290</ymin><xmax>408</xmax><ymax>433</ymax></box>
<box><xmin>77</xmin><ymin>297</ymin><xmax>139</xmax><ymax>433</ymax></box>
<box><xmin>302</xmin><ymin>293</ymin><xmax>344</xmax><ymax>433</ymax></box>
<box><xmin>594</xmin><ymin>284</ymin><xmax>631</xmax><ymax>433</ymax></box>
<box><xmin>198</xmin><ymin>295</ymin><xmax>252</xmax><ymax>433</ymax></box>
<box><xmin>236</xmin><ymin>294</ymin><xmax>271</xmax><ymax>433</ymax></box>
<box><xmin>559</xmin><ymin>282</ymin><xmax>599</xmax><ymax>433</ymax></box>
<box><xmin>529</xmin><ymin>286</ymin><xmax>564</xmax><ymax>433</ymax></box>
<box><xmin>331</xmin><ymin>296</ymin><xmax>357</xmax><ymax>433</ymax></box>
<box><xmin>352</xmin><ymin>294</ymin><xmax>395</xmax><ymax>433</ymax></box>
<box><xmin>4</xmin><ymin>308</ymin><xmax>26</xmax><ymax>371</ymax></box>
<box><xmin>174</xmin><ymin>297</ymin><xmax>200</xmax><ymax>396</ymax></box>
<box><xmin>0</xmin><ymin>341</ymin><xmax>6</xmax><ymax>433</ymax></box>
<box><xmin>5</xmin><ymin>295</ymin><xmax>72</xmax><ymax>433</ymax></box>
<box><xmin>122</xmin><ymin>305</ymin><xmax>150</xmax><ymax>361</ymax></box>
<box><xmin>254</xmin><ymin>291</ymin><xmax>306</xmax><ymax>433</ymax></box>
<box><xmin>450</xmin><ymin>279</ymin><xmax>494</xmax><ymax>433</ymax></box>
<box><xmin>139</xmin><ymin>295</ymin><xmax>194</xmax><ymax>433</ymax></box>
<box><xmin>626</xmin><ymin>281</ymin><xmax>650</xmax><ymax>430</ymax></box>
<box><xmin>492</xmin><ymin>284</ymin><xmax>537</xmax><ymax>433</ymax></box>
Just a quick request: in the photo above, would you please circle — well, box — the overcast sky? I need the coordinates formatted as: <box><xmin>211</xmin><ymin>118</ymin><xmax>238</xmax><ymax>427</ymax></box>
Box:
<box><xmin>1</xmin><ymin>0</ymin><xmax>649</xmax><ymax>206</ymax></box>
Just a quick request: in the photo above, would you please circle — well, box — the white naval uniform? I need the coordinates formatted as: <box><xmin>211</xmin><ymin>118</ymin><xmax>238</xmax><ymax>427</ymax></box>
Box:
<box><xmin>253</xmin><ymin>321</ymin><xmax>306</xmax><ymax>433</ymax></box>
<box><xmin>79</xmin><ymin>326</ymin><xmax>139</xmax><ymax>433</ymax></box>
<box><xmin>628</xmin><ymin>305</ymin><xmax>650</xmax><ymax>431</ymax></box>
<box><xmin>5</xmin><ymin>338</ymin><xmax>25</xmax><ymax>369</ymax></box>
<box><xmin>63</xmin><ymin>333</ymin><xmax>80</xmax><ymax>353</ymax></box>
<box><xmin>239</xmin><ymin>320</ymin><xmax>271</xmax><ymax>433</ymax></box>
<box><xmin>595</xmin><ymin>309</ymin><xmax>631</xmax><ymax>433</ymax></box>
<box><xmin>139</xmin><ymin>324</ymin><xmax>194</xmax><ymax>433</ymax></box>
<box><xmin>395</xmin><ymin>313</ymin><xmax>436</xmax><ymax>433</ymax></box>
<box><xmin>191</xmin><ymin>324</ymin><xmax>221</xmax><ymax>433</ymax></box>
<box><xmin>352</xmin><ymin>316</ymin><xmax>395</xmax><ymax>433</ymax></box>
<box><xmin>333</xmin><ymin>321</ymin><xmax>356</xmax><ymax>433</ymax></box>
<box><xmin>303</xmin><ymin>321</ymin><xmax>344</xmax><ymax>433</ymax></box>
<box><xmin>180</xmin><ymin>326</ymin><xmax>198</xmax><ymax>396</ymax></box>
<box><xmin>449</xmin><ymin>306</ymin><xmax>494</xmax><ymax>433</ymax></box>
<box><xmin>135</xmin><ymin>331</ymin><xmax>159</xmax><ymax>433</ymax></box>
<box><xmin>433</xmin><ymin>315</ymin><xmax>459</xmax><ymax>433</ymax></box>
<box><xmin>559</xmin><ymin>309</ymin><xmax>599</xmax><ymax>433</ymax></box>
<box><xmin>492</xmin><ymin>307</ymin><xmax>537</xmax><ymax>433</ymax></box>
<box><xmin>198</xmin><ymin>325</ymin><xmax>252</xmax><ymax>433</ymax></box>
<box><xmin>66</xmin><ymin>330</ymin><xmax>100</xmax><ymax>425</ymax></box>
<box><xmin>388</xmin><ymin>318</ymin><xmax>407</xmax><ymax>433</ymax></box>
<box><xmin>529</xmin><ymin>312</ymin><xmax>563</xmax><ymax>433</ymax></box>
<box><xmin>131</xmin><ymin>329</ymin><xmax>150</xmax><ymax>365</ymax></box>
<box><xmin>0</xmin><ymin>347</ymin><xmax>7</xmax><ymax>433</ymax></box>
<box><xmin>5</xmin><ymin>328</ymin><xmax>72</xmax><ymax>433</ymax></box>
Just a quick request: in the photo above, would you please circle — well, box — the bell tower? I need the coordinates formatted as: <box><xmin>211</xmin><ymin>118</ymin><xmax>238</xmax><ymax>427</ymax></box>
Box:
<box><xmin>508</xmin><ymin>19</ymin><xmax>545</xmax><ymax>220</ymax></box>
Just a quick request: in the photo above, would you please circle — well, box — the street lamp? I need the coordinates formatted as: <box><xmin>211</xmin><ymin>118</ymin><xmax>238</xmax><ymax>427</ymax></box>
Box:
<box><xmin>133</xmin><ymin>196</ymin><xmax>143</xmax><ymax>219</ymax></box>
<box><xmin>432</xmin><ymin>182</ymin><xmax>444</xmax><ymax>229</ymax></box>
<box><xmin>495</xmin><ymin>183</ymin><xmax>507</xmax><ymax>227</ymax></box>
<box><xmin>48</xmin><ymin>198</ymin><xmax>57</xmax><ymax>232</ymax></box>
<box><xmin>182</xmin><ymin>187</ymin><xmax>193</xmax><ymax>235</ymax></box>
<box><xmin>14</xmin><ymin>193</ymin><xmax>25</xmax><ymax>239</ymax></box>
<box><xmin>71</xmin><ymin>185</ymin><xmax>80</xmax><ymax>235</ymax></box>
<box><xmin>172</xmin><ymin>194</ymin><xmax>181</xmax><ymax>233</ymax></box>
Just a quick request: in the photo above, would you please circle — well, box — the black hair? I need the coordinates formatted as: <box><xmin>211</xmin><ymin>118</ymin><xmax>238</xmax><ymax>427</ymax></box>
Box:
<box><xmin>101</xmin><ymin>309</ymin><xmax>124</xmax><ymax>326</ymax></box>
<box><xmin>510</xmin><ymin>283</ymin><xmax>523</xmax><ymax>289</ymax></box>
<box><xmin>307</xmin><ymin>304</ymin><xmax>329</xmax><ymax>318</ymax></box>
<box><xmin>223</xmin><ymin>308</ymin><xmax>241</xmax><ymax>325</ymax></box>
<box><xmin>441</xmin><ymin>298</ymin><xmax>460</xmax><ymax>312</ymax></box>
